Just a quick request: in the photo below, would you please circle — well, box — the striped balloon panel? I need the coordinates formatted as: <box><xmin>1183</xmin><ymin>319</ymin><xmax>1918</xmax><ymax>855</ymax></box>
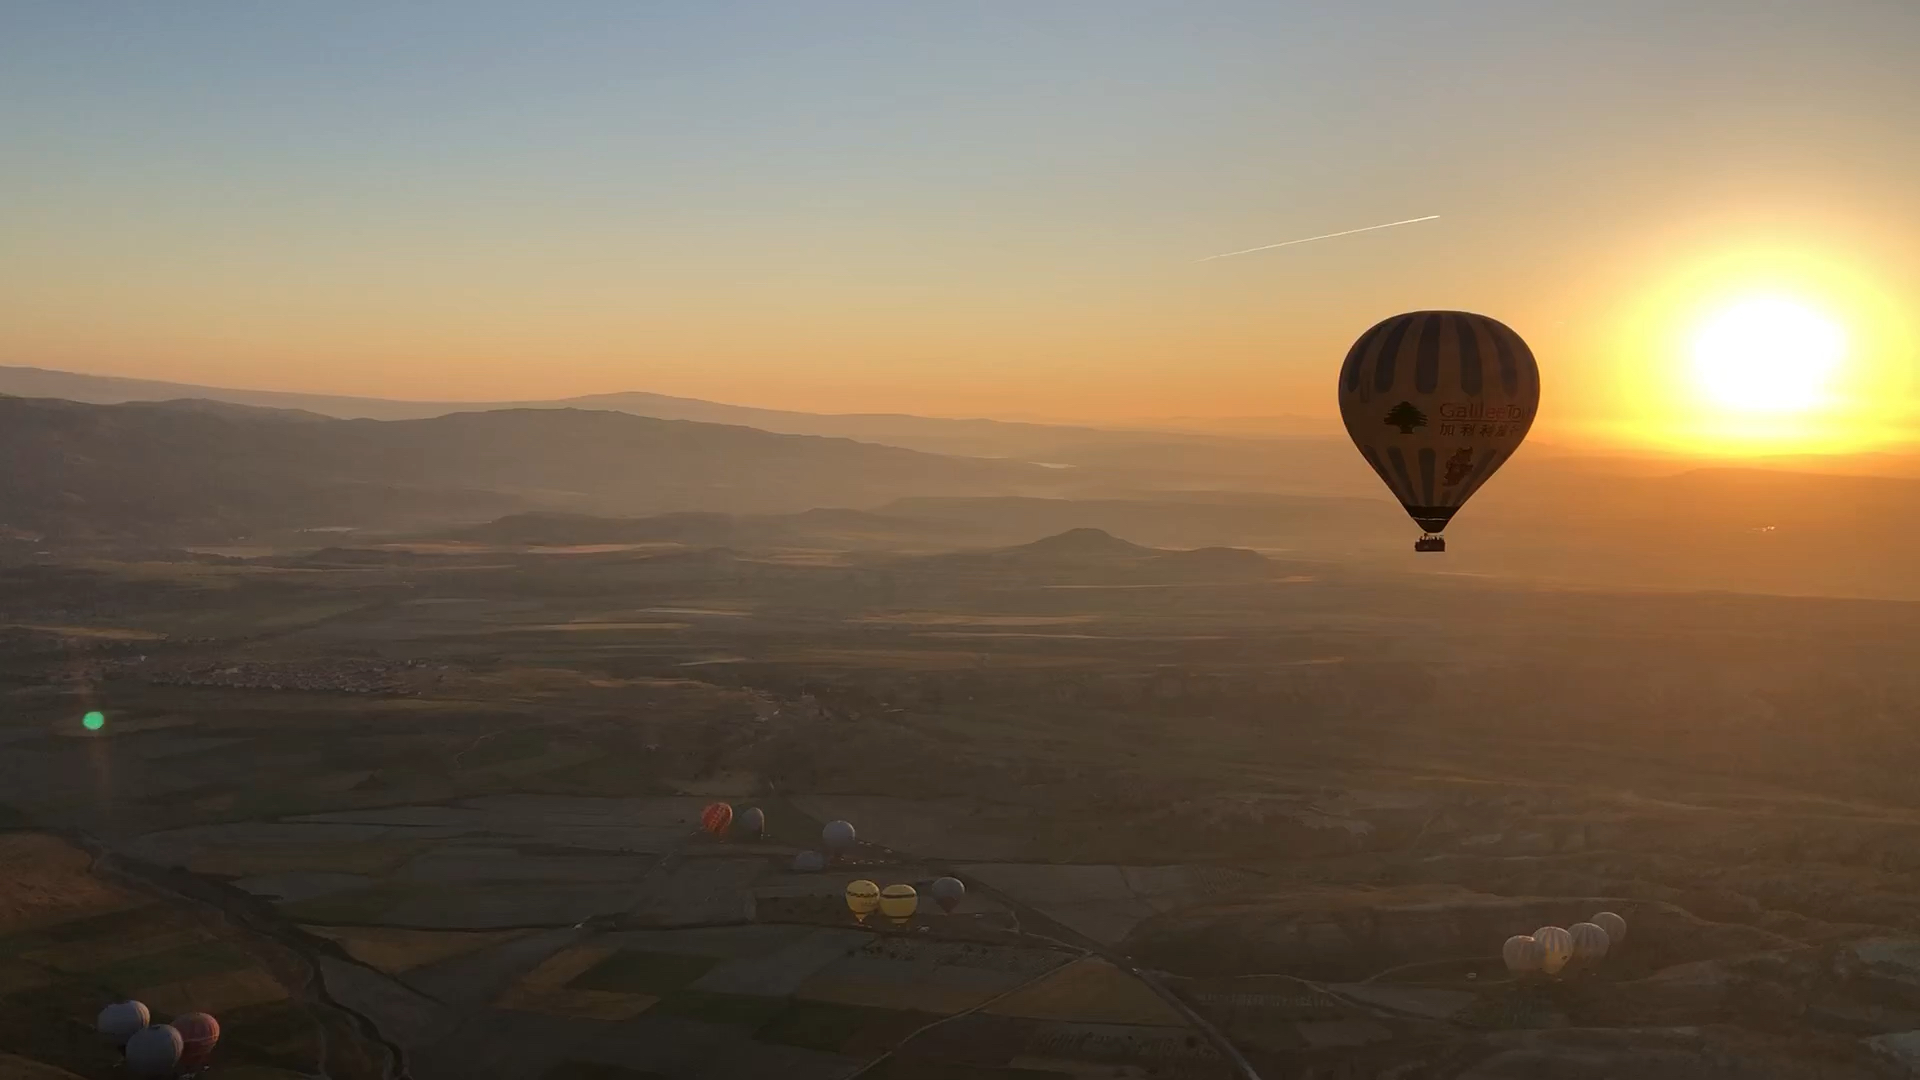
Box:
<box><xmin>1337</xmin><ymin>310</ymin><xmax>1540</xmax><ymax>533</ymax></box>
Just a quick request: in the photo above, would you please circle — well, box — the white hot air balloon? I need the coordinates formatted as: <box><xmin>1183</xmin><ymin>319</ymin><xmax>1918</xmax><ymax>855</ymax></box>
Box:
<box><xmin>1569</xmin><ymin>922</ymin><xmax>1611</xmax><ymax>964</ymax></box>
<box><xmin>1338</xmin><ymin>310</ymin><xmax>1541</xmax><ymax>552</ymax></box>
<box><xmin>97</xmin><ymin>1000</ymin><xmax>150</xmax><ymax>1048</ymax></box>
<box><xmin>1533</xmin><ymin>926</ymin><xmax>1574</xmax><ymax>975</ymax></box>
<box><xmin>124</xmin><ymin>1024</ymin><xmax>183</xmax><ymax>1078</ymax></box>
<box><xmin>1501</xmin><ymin>934</ymin><xmax>1542</xmax><ymax>975</ymax></box>
<box><xmin>1591</xmin><ymin>911</ymin><xmax>1627</xmax><ymax>948</ymax></box>
<box><xmin>822</xmin><ymin>820</ymin><xmax>856</xmax><ymax>858</ymax></box>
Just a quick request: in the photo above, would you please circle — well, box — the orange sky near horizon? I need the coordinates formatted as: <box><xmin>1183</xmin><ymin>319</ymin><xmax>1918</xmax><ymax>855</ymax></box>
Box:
<box><xmin>3</xmin><ymin>5</ymin><xmax>1917</xmax><ymax>453</ymax></box>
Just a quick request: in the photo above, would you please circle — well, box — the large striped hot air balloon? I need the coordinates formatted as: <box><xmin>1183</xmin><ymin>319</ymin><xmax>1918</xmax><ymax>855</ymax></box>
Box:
<box><xmin>700</xmin><ymin>802</ymin><xmax>733</xmax><ymax>837</ymax></box>
<box><xmin>1338</xmin><ymin>310</ymin><xmax>1540</xmax><ymax>551</ymax></box>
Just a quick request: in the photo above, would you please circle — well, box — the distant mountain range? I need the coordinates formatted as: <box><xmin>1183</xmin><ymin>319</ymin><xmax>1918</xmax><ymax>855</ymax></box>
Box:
<box><xmin>0</xmin><ymin>364</ymin><xmax>1339</xmax><ymax>465</ymax></box>
<box><xmin>0</xmin><ymin>395</ymin><xmax>1067</xmax><ymax>543</ymax></box>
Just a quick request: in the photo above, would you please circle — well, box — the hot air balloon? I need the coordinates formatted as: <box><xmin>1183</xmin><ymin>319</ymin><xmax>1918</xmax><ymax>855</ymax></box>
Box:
<box><xmin>846</xmin><ymin>879</ymin><xmax>880</xmax><ymax>924</ymax></box>
<box><xmin>880</xmin><ymin>884</ymin><xmax>918</xmax><ymax>925</ymax></box>
<box><xmin>1501</xmin><ymin>934</ymin><xmax>1542</xmax><ymax>975</ymax></box>
<box><xmin>125</xmin><ymin>1024</ymin><xmax>183</xmax><ymax>1079</ymax></box>
<box><xmin>931</xmin><ymin>876</ymin><xmax>966</xmax><ymax>913</ymax></box>
<box><xmin>97</xmin><ymin>1000</ymin><xmax>149</xmax><ymax>1048</ymax></box>
<box><xmin>1533</xmin><ymin>926</ymin><xmax>1574</xmax><ymax>975</ymax></box>
<box><xmin>1591</xmin><ymin>911</ymin><xmax>1627</xmax><ymax>948</ymax></box>
<box><xmin>1569</xmin><ymin>922</ymin><xmax>1611</xmax><ymax>965</ymax></box>
<box><xmin>791</xmin><ymin>850</ymin><xmax>825</xmax><ymax>873</ymax></box>
<box><xmin>701</xmin><ymin>802</ymin><xmax>734</xmax><ymax>837</ymax></box>
<box><xmin>172</xmin><ymin>1012</ymin><xmax>220</xmax><ymax>1073</ymax></box>
<box><xmin>823</xmin><ymin>820</ymin><xmax>856</xmax><ymax>859</ymax></box>
<box><xmin>735</xmin><ymin>806</ymin><xmax>766</xmax><ymax>840</ymax></box>
<box><xmin>1338</xmin><ymin>310</ymin><xmax>1540</xmax><ymax>551</ymax></box>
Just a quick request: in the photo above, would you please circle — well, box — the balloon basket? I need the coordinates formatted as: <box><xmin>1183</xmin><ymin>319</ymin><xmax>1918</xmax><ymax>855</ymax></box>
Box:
<box><xmin>1414</xmin><ymin>535</ymin><xmax>1446</xmax><ymax>552</ymax></box>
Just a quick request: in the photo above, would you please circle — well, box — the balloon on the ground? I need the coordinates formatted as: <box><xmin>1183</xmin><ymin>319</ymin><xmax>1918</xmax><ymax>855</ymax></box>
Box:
<box><xmin>1569</xmin><ymin>922</ymin><xmax>1611</xmax><ymax>962</ymax></box>
<box><xmin>1338</xmin><ymin>310</ymin><xmax>1540</xmax><ymax>550</ymax></box>
<box><xmin>700</xmin><ymin>802</ymin><xmax>733</xmax><ymax>837</ymax></box>
<box><xmin>124</xmin><ymin>1024</ymin><xmax>183</xmax><ymax>1078</ymax></box>
<box><xmin>880</xmin><ymin>883</ymin><xmax>918</xmax><ymax>924</ymax></box>
<box><xmin>823</xmin><ymin>820</ymin><xmax>856</xmax><ymax>854</ymax></box>
<box><xmin>1501</xmin><ymin>934</ymin><xmax>1542</xmax><ymax>974</ymax></box>
<box><xmin>1533</xmin><ymin>926</ymin><xmax>1574</xmax><ymax>975</ymax></box>
<box><xmin>734</xmin><ymin>806</ymin><xmax>765</xmax><ymax>839</ymax></box>
<box><xmin>172</xmin><ymin>1011</ymin><xmax>221</xmax><ymax>1071</ymax></box>
<box><xmin>845</xmin><ymin>879</ymin><xmax>880</xmax><ymax>923</ymax></box>
<box><xmin>97</xmin><ymin>1000</ymin><xmax>149</xmax><ymax>1047</ymax></box>
<box><xmin>791</xmin><ymin>850</ymin><xmax>825</xmax><ymax>872</ymax></box>
<box><xmin>931</xmin><ymin>876</ymin><xmax>966</xmax><ymax>913</ymax></box>
<box><xmin>1591</xmin><ymin>911</ymin><xmax>1627</xmax><ymax>947</ymax></box>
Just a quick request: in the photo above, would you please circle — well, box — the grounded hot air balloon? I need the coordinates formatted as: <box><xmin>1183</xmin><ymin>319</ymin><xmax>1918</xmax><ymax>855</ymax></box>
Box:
<box><xmin>97</xmin><ymin>1000</ymin><xmax>150</xmax><ymax>1048</ymax></box>
<box><xmin>1533</xmin><ymin>926</ymin><xmax>1574</xmax><ymax>975</ymax></box>
<box><xmin>1338</xmin><ymin>310</ymin><xmax>1540</xmax><ymax>552</ymax></box>
<box><xmin>791</xmin><ymin>850</ymin><xmax>825</xmax><ymax>873</ymax></box>
<box><xmin>125</xmin><ymin>1024</ymin><xmax>183</xmax><ymax>1079</ymax></box>
<box><xmin>735</xmin><ymin>806</ymin><xmax>766</xmax><ymax>840</ymax></box>
<box><xmin>880</xmin><ymin>884</ymin><xmax>918</xmax><ymax>925</ymax></box>
<box><xmin>172</xmin><ymin>1011</ymin><xmax>220</xmax><ymax>1072</ymax></box>
<box><xmin>845</xmin><ymin>879</ymin><xmax>880</xmax><ymax>924</ymax></box>
<box><xmin>701</xmin><ymin>802</ymin><xmax>734</xmax><ymax>837</ymax></box>
<box><xmin>1591</xmin><ymin>911</ymin><xmax>1627</xmax><ymax>948</ymax></box>
<box><xmin>1569</xmin><ymin>922</ymin><xmax>1611</xmax><ymax>965</ymax></box>
<box><xmin>931</xmin><ymin>876</ymin><xmax>966</xmax><ymax>913</ymax></box>
<box><xmin>823</xmin><ymin>820</ymin><xmax>856</xmax><ymax>858</ymax></box>
<box><xmin>1501</xmin><ymin>934</ymin><xmax>1542</xmax><ymax>975</ymax></box>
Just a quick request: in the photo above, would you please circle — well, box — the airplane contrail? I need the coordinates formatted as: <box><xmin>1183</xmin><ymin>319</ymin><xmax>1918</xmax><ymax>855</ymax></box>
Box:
<box><xmin>1197</xmin><ymin>214</ymin><xmax>1440</xmax><ymax>262</ymax></box>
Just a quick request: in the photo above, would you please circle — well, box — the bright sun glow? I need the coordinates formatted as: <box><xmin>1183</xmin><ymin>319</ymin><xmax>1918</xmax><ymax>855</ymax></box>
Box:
<box><xmin>1596</xmin><ymin>238</ymin><xmax>1915</xmax><ymax>457</ymax></box>
<box><xmin>1689</xmin><ymin>295</ymin><xmax>1846</xmax><ymax>414</ymax></box>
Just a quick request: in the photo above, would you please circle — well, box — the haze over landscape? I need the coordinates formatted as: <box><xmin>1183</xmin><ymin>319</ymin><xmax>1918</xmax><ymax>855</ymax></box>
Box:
<box><xmin>4</xmin><ymin>5</ymin><xmax>1920</xmax><ymax>1080</ymax></box>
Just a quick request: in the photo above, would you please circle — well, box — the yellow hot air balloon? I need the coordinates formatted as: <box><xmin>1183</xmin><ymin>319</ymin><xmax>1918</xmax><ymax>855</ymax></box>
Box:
<box><xmin>1532</xmin><ymin>926</ymin><xmax>1573</xmax><ymax>975</ymax></box>
<box><xmin>845</xmin><ymin>879</ymin><xmax>880</xmax><ymax>924</ymax></box>
<box><xmin>1338</xmin><ymin>310</ymin><xmax>1541</xmax><ymax>552</ymax></box>
<box><xmin>879</xmin><ymin>884</ymin><xmax>918</xmax><ymax>925</ymax></box>
<box><xmin>1501</xmin><ymin>934</ymin><xmax>1542</xmax><ymax>975</ymax></box>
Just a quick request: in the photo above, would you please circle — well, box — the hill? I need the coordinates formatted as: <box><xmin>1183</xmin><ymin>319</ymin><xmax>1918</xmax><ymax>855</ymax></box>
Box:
<box><xmin>454</xmin><ymin>507</ymin><xmax>961</xmax><ymax>550</ymax></box>
<box><xmin>0</xmin><ymin>365</ymin><xmax>1273</xmax><ymax>463</ymax></box>
<box><xmin>0</xmin><ymin>396</ymin><xmax>1063</xmax><ymax>544</ymax></box>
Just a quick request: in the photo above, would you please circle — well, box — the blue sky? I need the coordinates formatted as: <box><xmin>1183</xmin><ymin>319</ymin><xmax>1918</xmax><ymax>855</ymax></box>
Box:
<box><xmin>3</xmin><ymin>2</ymin><xmax>1915</xmax><ymax>429</ymax></box>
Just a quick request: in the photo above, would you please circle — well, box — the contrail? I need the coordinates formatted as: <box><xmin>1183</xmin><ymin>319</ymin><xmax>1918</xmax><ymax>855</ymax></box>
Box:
<box><xmin>1198</xmin><ymin>214</ymin><xmax>1439</xmax><ymax>262</ymax></box>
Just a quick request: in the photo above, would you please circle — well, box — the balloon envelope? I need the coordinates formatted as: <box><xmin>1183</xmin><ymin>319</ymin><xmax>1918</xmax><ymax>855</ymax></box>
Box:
<box><xmin>845</xmin><ymin>879</ymin><xmax>880</xmax><ymax>922</ymax></box>
<box><xmin>1569</xmin><ymin>922</ymin><xmax>1610</xmax><ymax>962</ymax></box>
<box><xmin>125</xmin><ymin>1024</ymin><xmax>183</xmax><ymax>1078</ymax></box>
<box><xmin>1533</xmin><ymin>926</ymin><xmax>1574</xmax><ymax>975</ymax></box>
<box><xmin>1501</xmin><ymin>934</ymin><xmax>1541</xmax><ymax>974</ymax></box>
<box><xmin>823</xmin><ymin>820</ymin><xmax>856</xmax><ymax>852</ymax></box>
<box><xmin>880</xmin><ymin>884</ymin><xmax>918</xmax><ymax>923</ymax></box>
<box><xmin>1591</xmin><ymin>911</ymin><xmax>1627</xmax><ymax>947</ymax></box>
<box><xmin>1338</xmin><ymin>310</ymin><xmax>1540</xmax><ymax>538</ymax></box>
<box><xmin>791</xmin><ymin>850</ymin><xmax>825</xmax><ymax>872</ymax></box>
<box><xmin>97</xmin><ymin>1000</ymin><xmax>149</xmax><ymax>1047</ymax></box>
<box><xmin>735</xmin><ymin>806</ymin><xmax>765</xmax><ymax>839</ymax></box>
<box><xmin>931</xmin><ymin>876</ymin><xmax>966</xmax><ymax>913</ymax></box>
<box><xmin>700</xmin><ymin>802</ymin><xmax>733</xmax><ymax>837</ymax></box>
<box><xmin>172</xmin><ymin>1011</ymin><xmax>220</xmax><ymax>1070</ymax></box>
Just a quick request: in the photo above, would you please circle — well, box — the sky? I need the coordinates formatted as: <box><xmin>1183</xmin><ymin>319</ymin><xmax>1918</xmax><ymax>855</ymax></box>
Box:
<box><xmin>3</xmin><ymin>2</ymin><xmax>1917</xmax><ymax>449</ymax></box>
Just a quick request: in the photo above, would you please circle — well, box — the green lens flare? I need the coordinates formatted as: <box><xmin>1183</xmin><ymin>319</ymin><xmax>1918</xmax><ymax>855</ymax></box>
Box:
<box><xmin>82</xmin><ymin>711</ymin><xmax>105</xmax><ymax>731</ymax></box>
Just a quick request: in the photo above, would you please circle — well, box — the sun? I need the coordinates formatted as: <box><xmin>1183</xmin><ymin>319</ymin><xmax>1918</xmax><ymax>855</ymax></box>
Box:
<box><xmin>1689</xmin><ymin>295</ymin><xmax>1846</xmax><ymax>414</ymax></box>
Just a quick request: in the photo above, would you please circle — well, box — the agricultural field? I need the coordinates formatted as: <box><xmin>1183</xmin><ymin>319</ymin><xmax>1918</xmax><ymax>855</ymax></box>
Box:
<box><xmin>4</xmin><ymin>534</ymin><xmax>1920</xmax><ymax>1077</ymax></box>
